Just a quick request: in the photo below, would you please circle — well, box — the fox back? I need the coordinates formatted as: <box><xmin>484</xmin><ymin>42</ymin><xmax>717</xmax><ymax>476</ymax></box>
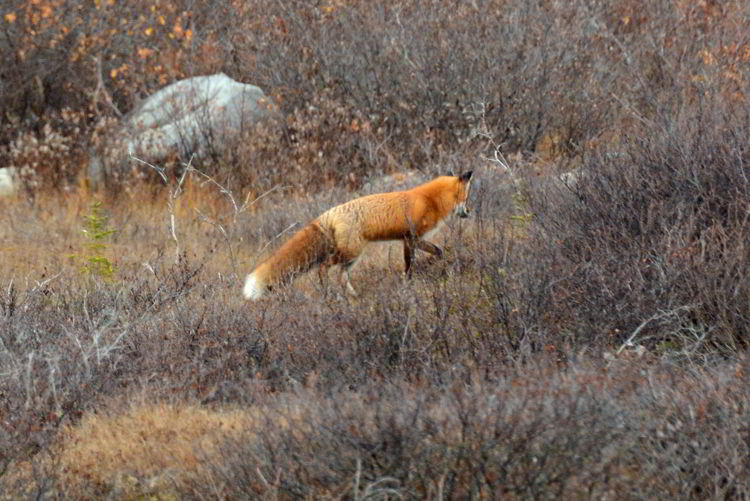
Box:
<box><xmin>317</xmin><ymin>173</ymin><xmax>473</xmax><ymax>243</ymax></box>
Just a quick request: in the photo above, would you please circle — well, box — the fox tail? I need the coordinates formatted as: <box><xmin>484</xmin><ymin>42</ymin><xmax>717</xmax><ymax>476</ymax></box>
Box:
<box><xmin>243</xmin><ymin>222</ymin><xmax>334</xmax><ymax>300</ymax></box>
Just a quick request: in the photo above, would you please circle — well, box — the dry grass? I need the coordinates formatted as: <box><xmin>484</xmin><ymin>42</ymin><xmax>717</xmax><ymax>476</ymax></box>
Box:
<box><xmin>0</xmin><ymin>175</ymin><xmax>271</xmax><ymax>283</ymax></box>
<box><xmin>57</xmin><ymin>400</ymin><xmax>251</xmax><ymax>496</ymax></box>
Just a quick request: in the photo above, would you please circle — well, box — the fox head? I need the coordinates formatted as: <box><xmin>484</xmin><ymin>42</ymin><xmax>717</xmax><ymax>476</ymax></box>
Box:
<box><xmin>453</xmin><ymin>171</ymin><xmax>473</xmax><ymax>218</ymax></box>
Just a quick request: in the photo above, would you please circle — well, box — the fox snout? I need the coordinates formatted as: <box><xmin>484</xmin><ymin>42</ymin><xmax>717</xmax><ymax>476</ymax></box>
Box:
<box><xmin>455</xmin><ymin>204</ymin><xmax>470</xmax><ymax>218</ymax></box>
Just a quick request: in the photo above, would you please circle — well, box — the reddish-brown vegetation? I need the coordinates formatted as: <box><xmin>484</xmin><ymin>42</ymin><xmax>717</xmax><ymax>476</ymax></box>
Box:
<box><xmin>2</xmin><ymin>0</ymin><xmax>750</xmax><ymax>498</ymax></box>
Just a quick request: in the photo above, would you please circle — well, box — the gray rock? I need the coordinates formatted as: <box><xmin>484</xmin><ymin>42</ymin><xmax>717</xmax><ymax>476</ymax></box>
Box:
<box><xmin>0</xmin><ymin>167</ymin><xmax>18</xmax><ymax>197</ymax></box>
<box><xmin>89</xmin><ymin>73</ymin><xmax>278</xmax><ymax>188</ymax></box>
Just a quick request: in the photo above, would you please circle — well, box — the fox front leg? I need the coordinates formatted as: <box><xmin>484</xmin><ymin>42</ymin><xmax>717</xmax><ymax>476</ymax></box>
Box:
<box><xmin>403</xmin><ymin>240</ymin><xmax>415</xmax><ymax>279</ymax></box>
<box><xmin>404</xmin><ymin>238</ymin><xmax>443</xmax><ymax>279</ymax></box>
<box><xmin>416</xmin><ymin>239</ymin><xmax>443</xmax><ymax>258</ymax></box>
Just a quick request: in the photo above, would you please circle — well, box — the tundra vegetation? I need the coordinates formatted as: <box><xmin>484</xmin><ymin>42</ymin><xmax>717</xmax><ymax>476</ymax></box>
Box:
<box><xmin>2</xmin><ymin>0</ymin><xmax>750</xmax><ymax>498</ymax></box>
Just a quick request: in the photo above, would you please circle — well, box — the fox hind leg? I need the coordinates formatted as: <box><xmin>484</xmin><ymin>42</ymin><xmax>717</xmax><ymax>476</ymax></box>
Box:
<box><xmin>332</xmin><ymin>238</ymin><xmax>363</xmax><ymax>297</ymax></box>
<box><xmin>340</xmin><ymin>263</ymin><xmax>358</xmax><ymax>297</ymax></box>
<box><xmin>318</xmin><ymin>263</ymin><xmax>331</xmax><ymax>297</ymax></box>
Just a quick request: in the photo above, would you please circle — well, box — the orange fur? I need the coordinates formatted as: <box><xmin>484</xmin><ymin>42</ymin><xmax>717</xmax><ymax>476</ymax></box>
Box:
<box><xmin>244</xmin><ymin>172</ymin><xmax>472</xmax><ymax>300</ymax></box>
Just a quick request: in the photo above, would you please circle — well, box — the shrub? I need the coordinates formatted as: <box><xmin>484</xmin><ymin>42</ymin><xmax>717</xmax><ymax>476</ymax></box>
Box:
<box><xmin>190</xmin><ymin>357</ymin><xmax>750</xmax><ymax>500</ymax></box>
<box><xmin>529</xmin><ymin>90</ymin><xmax>750</xmax><ymax>356</ymax></box>
<box><xmin>8</xmin><ymin>0</ymin><xmax>749</xmax><ymax>194</ymax></box>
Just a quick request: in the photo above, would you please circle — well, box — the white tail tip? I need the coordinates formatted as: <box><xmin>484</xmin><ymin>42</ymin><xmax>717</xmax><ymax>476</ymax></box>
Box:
<box><xmin>243</xmin><ymin>272</ymin><xmax>265</xmax><ymax>300</ymax></box>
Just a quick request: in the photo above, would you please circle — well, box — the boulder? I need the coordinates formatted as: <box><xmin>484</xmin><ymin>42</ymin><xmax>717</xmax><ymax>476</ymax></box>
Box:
<box><xmin>89</xmin><ymin>73</ymin><xmax>278</xmax><ymax>187</ymax></box>
<box><xmin>0</xmin><ymin>167</ymin><xmax>18</xmax><ymax>197</ymax></box>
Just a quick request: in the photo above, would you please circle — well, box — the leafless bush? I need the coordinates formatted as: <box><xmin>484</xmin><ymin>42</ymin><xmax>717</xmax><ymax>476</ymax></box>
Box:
<box><xmin>11</xmin><ymin>0</ymin><xmax>749</xmax><ymax>193</ymax></box>
<box><xmin>3</xmin><ymin>110</ymin><xmax>86</xmax><ymax>194</ymax></box>
<box><xmin>226</xmin><ymin>91</ymin><xmax>385</xmax><ymax>195</ymax></box>
<box><xmin>233</xmin><ymin>0</ymin><xmax>615</xmax><ymax>167</ymax></box>
<box><xmin>185</xmin><ymin>357</ymin><xmax>750</xmax><ymax>500</ymax></box>
<box><xmin>528</xmin><ymin>87</ymin><xmax>750</xmax><ymax>356</ymax></box>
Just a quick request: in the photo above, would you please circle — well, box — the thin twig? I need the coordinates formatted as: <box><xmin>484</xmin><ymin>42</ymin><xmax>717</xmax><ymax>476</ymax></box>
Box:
<box><xmin>130</xmin><ymin>153</ymin><xmax>195</xmax><ymax>264</ymax></box>
<box><xmin>617</xmin><ymin>305</ymin><xmax>694</xmax><ymax>355</ymax></box>
<box><xmin>129</xmin><ymin>153</ymin><xmax>169</xmax><ymax>184</ymax></box>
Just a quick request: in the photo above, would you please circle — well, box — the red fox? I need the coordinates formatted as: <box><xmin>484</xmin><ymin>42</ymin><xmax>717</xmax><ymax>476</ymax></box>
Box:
<box><xmin>243</xmin><ymin>171</ymin><xmax>473</xmax><ymax>300</ymax></box>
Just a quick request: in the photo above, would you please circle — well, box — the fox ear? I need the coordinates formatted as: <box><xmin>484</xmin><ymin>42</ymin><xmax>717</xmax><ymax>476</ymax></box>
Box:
<box><xmin>459</xmin><ymin>171</ymin><xmax>473</xmax><ymax>182</ymax></box>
